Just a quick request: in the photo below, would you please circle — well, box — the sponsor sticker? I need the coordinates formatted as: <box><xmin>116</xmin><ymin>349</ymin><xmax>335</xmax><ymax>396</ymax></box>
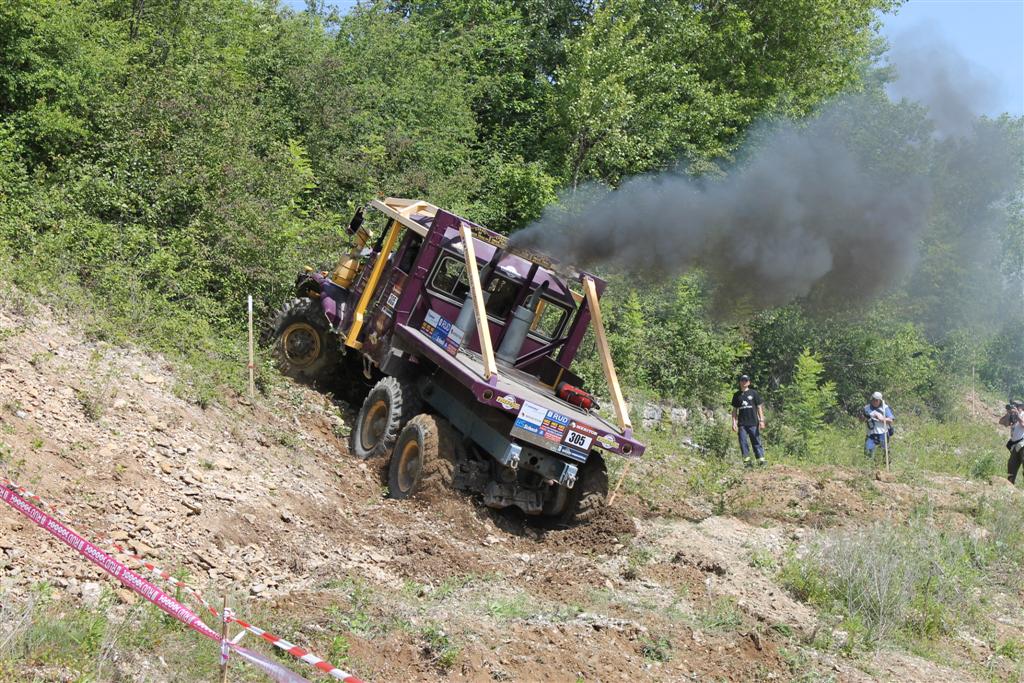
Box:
<box><xmin>568</xmin><ymin>421</ymin><xmax>598</xmax><ymax>437</ymax></box>
<box><xmin>386</xmin><ymin>292</ymin><xmax>399</xmax><ymax>308</ymax></box>
<box><xmin>562</xmin><ymin>429</ymin><xmax>593</xmax><ymax>451</ymax></box>
<box><xmin>595</xmin><ymin>434</ymin><xmax>619</xmax><ymax>451</ymax></box>
<box><xmin>556</xmin><ymin>444</ymin><xmax>589</xmax><ymax>462</ymax></box>
<box><xmin>512</xmin><ymin>401</ymin><xmax>569</xmax><ymax>445</ymax></box>
<box><xmin>420</xmin><ymin>309</ymin><xmax>463</xmax><ymax>356</ymax></box>
<box><xmin>496</xmin><ymin>395</ymin><xmax>521</xmax><ymax>411</ymax></box>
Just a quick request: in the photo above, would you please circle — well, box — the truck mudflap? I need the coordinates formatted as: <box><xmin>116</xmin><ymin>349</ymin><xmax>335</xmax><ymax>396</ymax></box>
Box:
<box><xmin>317</xmin><ymin>280</ymin><xmax>350</xmax><ymax>330</ymax></box>
<box><xmin>296</xmin><ymin>272</ymin><xmax>350</xmax><ymax>330</ymax></box>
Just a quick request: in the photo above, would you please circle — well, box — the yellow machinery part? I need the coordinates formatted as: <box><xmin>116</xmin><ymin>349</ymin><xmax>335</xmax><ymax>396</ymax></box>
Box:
<box><xmin>344</xmin><ymin>220</ymin><xmax>403</xmax><ymax>350</ymax></box>
<box><xmin>331</xmin><ymin>225</ymin><xmax>374</xmax><ymax>287</ymax></box>
<box><xmin>332</xmin><ymin>258</ymin><xmax>360</xmax><ymax>287</ymax></box>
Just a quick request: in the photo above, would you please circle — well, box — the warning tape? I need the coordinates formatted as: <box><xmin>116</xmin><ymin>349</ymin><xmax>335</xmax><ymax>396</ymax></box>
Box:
<box><xmin>0</xmin><ymin>479</ymin><xmax>220</xmax><ymax>619</ymax></box>
<box><xmin>0</xmin><ymin>479</ymin><xmax>365</xmax><ymax>683</ymax></box>
<box><xmin>229</xmin><ymin>616</ymin><xmax>364</xmax><ymax>682</ymax></box>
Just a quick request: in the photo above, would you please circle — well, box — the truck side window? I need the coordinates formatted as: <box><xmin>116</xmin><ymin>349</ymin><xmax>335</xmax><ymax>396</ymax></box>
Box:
<box><xmin>484</xmin><ymin>276</ymin><xmax>518</xmax><ymax>319</ymax></box>
<box><xmin>530</xmin><ymin>299</ymin><xmax>569</xmax><ymax>340</ymax></box>
<box><xmin>430</xmin><ymin>257</ymin><xmax>470</xmax><ymax>300</ymax></box>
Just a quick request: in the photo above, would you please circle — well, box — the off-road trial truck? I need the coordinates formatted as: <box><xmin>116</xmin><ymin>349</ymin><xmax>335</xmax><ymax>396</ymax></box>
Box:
<box><xmin>270</xmin><ymin>198</ymin><xmax>645</xmax><ymax>524</ymax></box>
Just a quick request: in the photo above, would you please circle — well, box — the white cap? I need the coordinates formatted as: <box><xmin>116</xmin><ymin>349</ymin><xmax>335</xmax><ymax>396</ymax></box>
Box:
<box><xmin>871</xmin><ymin>391</ymin><xmax>883</xmax><ymax>401</ymax></box>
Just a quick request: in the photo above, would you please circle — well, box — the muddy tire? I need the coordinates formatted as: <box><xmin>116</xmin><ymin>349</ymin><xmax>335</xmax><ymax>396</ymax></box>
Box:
<box><xmin>270</xmin><ymin>298</ymin><xmax>340</xmax><ymax>383</ymax></box>
<box><xmin>351</xmin><ymin>377</ymin><xmax>420</xmax><ymax>460</ymax></box>
<box><xmin>549</xmin><ymin>453</ymin><xmax>608</xmax><ymax>525</ymax></box>
<box><xmin>387</xmin><ymin>414</ymin><xmax>458</xmax><ymax>500</ymax></box>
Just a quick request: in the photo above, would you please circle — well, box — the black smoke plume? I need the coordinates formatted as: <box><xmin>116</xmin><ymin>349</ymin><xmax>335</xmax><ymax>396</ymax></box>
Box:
<box><xmin>510</xmin><ymin>27</ymin><xmax>1018</xmax><ymax>314</ymax></box>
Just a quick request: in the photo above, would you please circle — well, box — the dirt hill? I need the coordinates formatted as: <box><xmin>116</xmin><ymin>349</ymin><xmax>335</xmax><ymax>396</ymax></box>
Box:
<box><xmin>0</xmin><ymin>295</ymin><xmax>1021</xmax><ymax>682</ymax></box>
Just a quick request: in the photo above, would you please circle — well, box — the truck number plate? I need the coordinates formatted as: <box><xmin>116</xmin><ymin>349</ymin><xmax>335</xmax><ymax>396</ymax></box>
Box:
<box><xmin>563</xmin><ymin>430</ymin><xmax>592</xmax><ymax>450</ymax></box>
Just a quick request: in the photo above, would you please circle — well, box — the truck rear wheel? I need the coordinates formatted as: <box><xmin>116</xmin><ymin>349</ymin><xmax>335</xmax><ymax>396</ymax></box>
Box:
<box><xmin>271</xmin><ymin>298</ymin><xmax>340</xmax><ymax>383</ymax></box>
<box><xmin>548</xmin><ymin>454</ymin><xmax>608</xmax><ymax>525</ymax></box>
<box><xmin>352</xmin><ymin>377</ymin><xmax>419</xmax><ymax>460</ymax></box>
<box><xmin>387</xmin><ymin>414</ymin><xmax>458</xmax><ymax>500</ymax></box>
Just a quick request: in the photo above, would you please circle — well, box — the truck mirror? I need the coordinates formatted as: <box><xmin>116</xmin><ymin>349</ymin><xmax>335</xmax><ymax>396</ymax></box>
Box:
<box><xmin>346</xmin><ymin>208</ymin><xmax>364</xmax><ymax>236</ymax></box>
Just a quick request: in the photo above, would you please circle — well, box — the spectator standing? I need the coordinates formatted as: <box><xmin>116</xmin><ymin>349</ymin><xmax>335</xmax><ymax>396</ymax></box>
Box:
<box><xmin>731</xmin><ymin>374</ymin><xmax>766</xmax><ymax>467</ymax></box>
<box><xmin>862</xmin><ymin>391</ymin><xmax>895</xmax><ymax>459</ymax></box>
<box><xmin>999</xmin><ymin>401</ymin><xmax>1024</xmax><ymax>484</ymax></box>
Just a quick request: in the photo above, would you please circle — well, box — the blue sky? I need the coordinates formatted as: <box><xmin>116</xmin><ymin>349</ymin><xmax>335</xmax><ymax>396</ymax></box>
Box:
<box><xmin>882</xmin><ymin>0</ymin><xmax>1023</xmax><ymax>116</ymax></box>
<box><xmin>283</xmin><ymin>0</ymin><xmax>1023</xmax><ymax>116</ymax></box>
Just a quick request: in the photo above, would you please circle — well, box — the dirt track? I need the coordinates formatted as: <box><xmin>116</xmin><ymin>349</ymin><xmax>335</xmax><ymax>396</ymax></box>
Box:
<box><xmin>0</xmin><ymin>299</ymin><xmax>1020</xmax><ymax>682</ymax></box>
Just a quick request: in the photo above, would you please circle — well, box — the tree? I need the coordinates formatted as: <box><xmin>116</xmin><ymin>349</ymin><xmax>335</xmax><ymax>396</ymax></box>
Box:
<box><xmin>779</xmin><ymin>349</ymin><xmax>837</xmax><ymax>457</ymax></box>
<box><xmin>551</xmin><ymin>0</ymin><xmax>900</xmax><ymax>187</ymax></box>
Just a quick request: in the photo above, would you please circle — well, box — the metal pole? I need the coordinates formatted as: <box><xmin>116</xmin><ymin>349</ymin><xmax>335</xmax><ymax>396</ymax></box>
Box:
<box><xmin>247</xmin><ymin>295</ymin><xmax>255</xmax><ymax>400</ymax></box>
<box><xmin>220</xmin><ymin>596</ymin><xmax>230</xmax><ymax>683</ymax></box>
<box><xmin>883</xmin><ymin>429</ymin><xmax>890</xmax><ymax>472</ymax></box>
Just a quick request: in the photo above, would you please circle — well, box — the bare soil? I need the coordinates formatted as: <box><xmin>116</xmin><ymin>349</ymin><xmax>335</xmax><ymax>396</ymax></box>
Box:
<box><xmin>0</xmin><ymin>299</ymin><xmax>1020</xmax><ymax>682</ymax></box>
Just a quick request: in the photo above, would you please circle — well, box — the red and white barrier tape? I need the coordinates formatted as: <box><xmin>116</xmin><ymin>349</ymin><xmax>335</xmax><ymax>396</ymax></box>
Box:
<box><xmin>228</xmin><ymin>616</ymin><xmax>365</xmax><ymax>682</ymax></box>
<box><xmin>0</xmin><ymin>480</ymin><xmax>365</xmax><ymax>683</ymax></box>
<box><xmin>0</xmin><ymin>479</ymin><xmax>222</xmax><ymax>620</ymax></box>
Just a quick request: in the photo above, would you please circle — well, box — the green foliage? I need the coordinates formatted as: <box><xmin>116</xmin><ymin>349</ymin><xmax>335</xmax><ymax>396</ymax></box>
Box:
<box><xmin>0</xmin><ymin>0</ymin><xmax>1012</xmax><ymax>428</ymax></box>
<box><xmin>776</xmin><ymin>349</ymin><xmax>837</xmax><ymax>457</ymax></box>
<box><xmin>419</xmin><ymin>623</ymin><xmax>460</xmax><ymax>671</ymax></box>
<box><xmin>696</xmin><ymin>596</ymin><xmax>743</xmax><ymax>632</ymax></box>
<box><xmin>981</xmin><ymin>314</ymin><xmax>1024</xmax><ymax>399</ymax></box>
<box><xmin>578</xmin><ymin>275</ymin><xmax>744</xmax><ymax>405</ymax></box>
<box><xmin>780</xmin><ymin>515</ymin><xmax>989</xmax><ymax>651</ymax></box>
<box><xmin>693</xmin><ymin>417</ymin><xmax>734</xmax><ymax>460</ymax></box>
<box><xmin>640</xmin><ymin>634</ymin><xmax>673</xmax><ymax>662</ymax></box>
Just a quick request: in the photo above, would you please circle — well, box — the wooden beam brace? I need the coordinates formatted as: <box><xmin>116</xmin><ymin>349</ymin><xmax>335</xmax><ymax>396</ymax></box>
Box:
<box><xmin>459</xmin><ymin>224</ymin><xmax>498</xmax><ymax>382</ymax></box>
<box><xmin>344</xmin><ymin>219</ymin><xmax>403</xmax><ymax>349</ymax></box>
<box><xmin>582</xmin><ymin>276</ymin><xmax>632</xmax><ymax>432</ymax></box>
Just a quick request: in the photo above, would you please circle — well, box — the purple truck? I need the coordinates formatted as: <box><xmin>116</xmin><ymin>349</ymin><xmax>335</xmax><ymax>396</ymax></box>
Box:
<box><xmin>269</xmin><ymin>198</ymin><xmax>644</xmax><ymax>524</ymax></box>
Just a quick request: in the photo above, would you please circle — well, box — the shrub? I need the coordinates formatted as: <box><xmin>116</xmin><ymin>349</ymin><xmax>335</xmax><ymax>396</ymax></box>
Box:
<box><xmin>776</xmin><ymin>349</ymin><xmax>836</xmax><ymax>458</ymax></box>
<box><xmin>781</xmin><ymin>515</ymin><xmax>986</xmax><ymax>650</ymax></box>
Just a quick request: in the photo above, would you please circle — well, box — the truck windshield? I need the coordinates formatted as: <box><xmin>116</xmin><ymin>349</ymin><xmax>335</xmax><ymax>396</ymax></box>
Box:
<box><xmin>427</xmin><ymin>255</ymin><xmax>570</xmax><ymax>340</ymax></box>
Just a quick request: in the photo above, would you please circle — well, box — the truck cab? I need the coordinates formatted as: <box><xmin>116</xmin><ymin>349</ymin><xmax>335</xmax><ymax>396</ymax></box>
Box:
<box><xmin>270</xmin><ymin>198</ymin><xmax>644</xmax><ymax>523</ymax></box>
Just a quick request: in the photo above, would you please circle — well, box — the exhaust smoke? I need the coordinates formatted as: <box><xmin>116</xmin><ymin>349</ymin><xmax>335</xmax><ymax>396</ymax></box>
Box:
<box><xmin>510</xmin><ymin>27</ymin><xmax>1018</xmax><ymax>314</ymax></box>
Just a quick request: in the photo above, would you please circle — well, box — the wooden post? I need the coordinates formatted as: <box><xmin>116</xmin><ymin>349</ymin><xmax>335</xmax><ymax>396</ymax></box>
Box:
<box><xmin>459</xmin><ymin>224</ymin><xmax>497</xmax><ymax>381</ymax></box>
<box><xmin>607</xmin><ymin>461</ymin><xmax>632</xmax><ymax>506</ymax></box>
<box><xmin>247</xmin><ymin>295</ymin><xmax>255</xmax><ymax>400</ymax></box>
<box><xmin>219</xmin><ymin>596</ymin><xmax>230</xmax><ymax>683</ymax></box>
<box><xmin>582</xmin><ymin>276</ymin><xmax>632</xmax><ymax>432</ymax></box>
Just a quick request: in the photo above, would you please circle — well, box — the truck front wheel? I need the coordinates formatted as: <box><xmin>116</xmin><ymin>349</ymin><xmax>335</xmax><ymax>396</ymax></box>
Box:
<box><xmin>270</xmin><ymin>298</ymin><xmax>339</xmax><ymax>383</ymax></box>
<box><xmin>387</xmin><ymin>414</ymin><xmax>458</xmax><ymax>500</ymax></box>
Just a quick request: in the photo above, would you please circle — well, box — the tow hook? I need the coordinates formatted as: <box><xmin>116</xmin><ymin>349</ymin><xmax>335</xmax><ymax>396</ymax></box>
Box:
<box><xmin>559</xmin><ymin>464</ymin><xmax>578</xmax><ymax>489</ymax></box>
<box><xmin>498</xmin><ymin>443</ymin><xmax>521</xmax><ymax>470</ymax></box>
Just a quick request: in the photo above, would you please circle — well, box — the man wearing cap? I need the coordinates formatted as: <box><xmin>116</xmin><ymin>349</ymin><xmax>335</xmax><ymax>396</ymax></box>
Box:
<box><xmin>862</xmin><ymin>391</ymin><xmax>895</xmax><ymax>458</ymax></box>
<box><xmin>998</xmin><ymin>401</ymin><xmax>1024</xmax><ymax>484</ymax></box>
<box><xmin>731</xmin><ymin>374</ymin><xmax>766</xmax><ymax>467</ymax></box>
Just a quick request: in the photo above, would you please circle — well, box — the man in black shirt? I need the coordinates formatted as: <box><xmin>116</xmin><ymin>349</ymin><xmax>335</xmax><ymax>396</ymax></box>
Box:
<box><xmin>731</xmin><ymin>374</ymin><xmax>766</xmax><ymax>467</ymax></box>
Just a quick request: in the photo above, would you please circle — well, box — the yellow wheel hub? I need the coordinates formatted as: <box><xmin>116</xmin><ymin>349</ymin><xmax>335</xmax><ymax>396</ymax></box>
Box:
<box><xmin>396</xmin><ymin>439</ymin><xmax>421</xmax><ymax>493</ymax></box>
<box><xmin>360</xmin><ymin>400</ymin><xmax>389</xmax><ymax>452</ymax></box>
<box><xmin>280</xmin><ymin>322</ymin><xmax>321</xmax><ymax>368</ymax></box>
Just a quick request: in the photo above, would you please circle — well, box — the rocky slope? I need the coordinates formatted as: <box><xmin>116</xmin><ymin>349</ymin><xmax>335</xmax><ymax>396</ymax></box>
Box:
<box><xmin>0</xmin><ymin>296</ymin><xmax>1020</xmax><ymax>682</ymax></box>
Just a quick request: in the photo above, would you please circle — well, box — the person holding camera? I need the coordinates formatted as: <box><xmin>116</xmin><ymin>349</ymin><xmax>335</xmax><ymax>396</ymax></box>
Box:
<box><xmin>999</xmin><ymin>400</ymin><xmax>1024</xmax><ymax>484</ymax></box>
<box><xmin>862</xmin><ymin>391</ymin><xmax>895</xmax><ymax>458</ymax></box>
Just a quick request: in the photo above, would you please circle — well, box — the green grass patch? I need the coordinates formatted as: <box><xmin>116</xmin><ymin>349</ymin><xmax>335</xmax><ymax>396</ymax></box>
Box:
<box><xmin>778</xmin><ymin>509</ymin><xmax>1004</xmax><ymax>653</ymax></box>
